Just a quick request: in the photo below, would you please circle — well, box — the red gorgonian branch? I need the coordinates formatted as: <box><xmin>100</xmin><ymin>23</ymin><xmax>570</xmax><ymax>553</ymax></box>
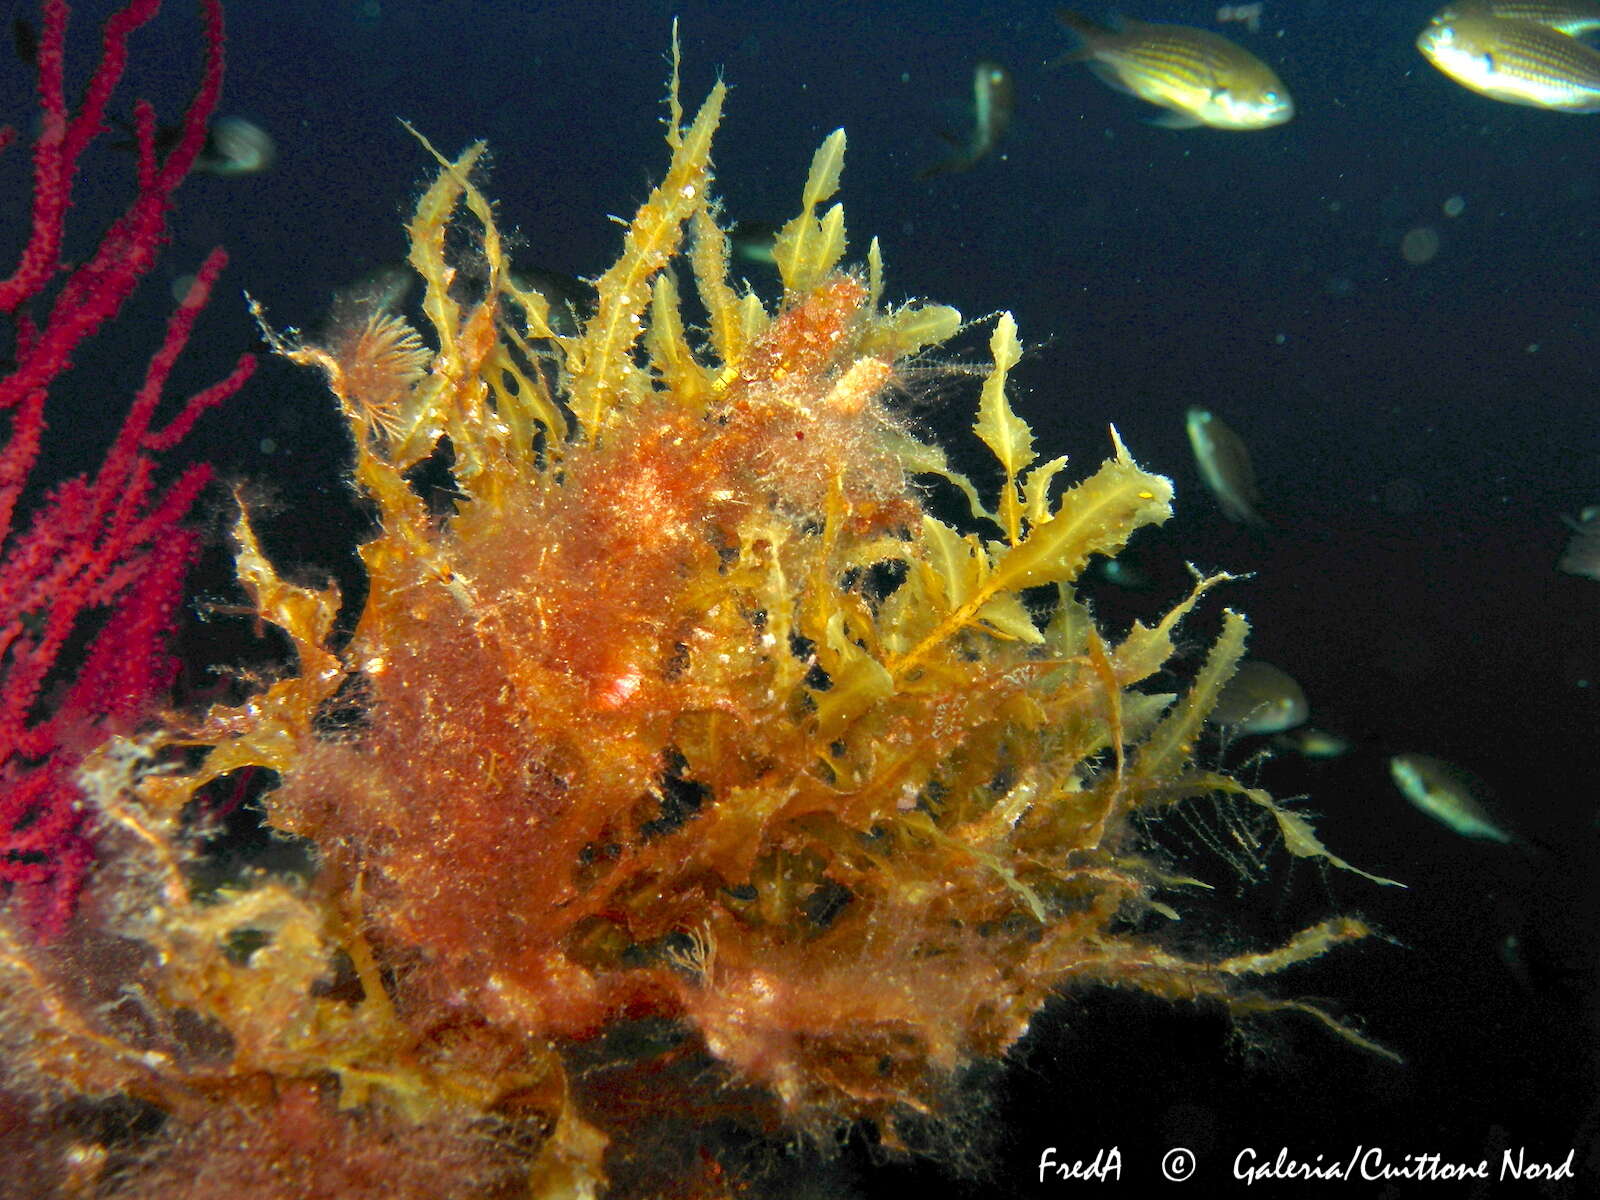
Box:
<box><xmin>0</xmin><ymin>0</ymin><xmax>254</xmax><ymax>939</ymax></box>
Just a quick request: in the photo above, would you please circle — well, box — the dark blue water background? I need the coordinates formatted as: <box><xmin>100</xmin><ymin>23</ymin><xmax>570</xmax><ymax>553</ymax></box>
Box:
<box><xmin>2</xmin><ymin>2</ymin><xmax>1596</xmax><ymax>1194</ymax></box>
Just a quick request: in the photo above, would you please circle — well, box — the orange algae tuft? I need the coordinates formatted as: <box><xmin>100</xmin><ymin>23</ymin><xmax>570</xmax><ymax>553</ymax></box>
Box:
<box><xmin>0</xmin><ymin>52</ymin><xmax>1396</xmax><ymax>1198</ymax></box>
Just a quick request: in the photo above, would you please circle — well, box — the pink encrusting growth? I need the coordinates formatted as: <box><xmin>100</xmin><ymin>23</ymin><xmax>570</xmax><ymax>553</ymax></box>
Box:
<box><xmin>0</xmin><ymin>0</ymin><xmax>253</xmax><ymax>938</ymax></box>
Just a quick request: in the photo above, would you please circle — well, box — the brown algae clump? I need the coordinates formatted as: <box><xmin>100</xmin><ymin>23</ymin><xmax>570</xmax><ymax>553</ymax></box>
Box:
<box><xmin>0</xmin><ymin>54</ymin><xmax>1394</xmax><ymax>1199</ymax></box>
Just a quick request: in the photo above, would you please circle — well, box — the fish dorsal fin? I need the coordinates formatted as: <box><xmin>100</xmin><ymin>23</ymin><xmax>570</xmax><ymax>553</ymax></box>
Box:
<box><xmin>1113</xmin><ymin>14</ymin><xmax>1153</xmax><ymax>35</ymax></box>
<box><xmin>1054</xmin><ymin>8</ymin><xmax>1115</xmax><ymax>55</ymax></box>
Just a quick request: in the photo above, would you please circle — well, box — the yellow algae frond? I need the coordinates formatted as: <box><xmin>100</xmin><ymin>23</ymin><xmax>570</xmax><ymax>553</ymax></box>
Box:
<box><xmin>774</xmin><ymin>128</ymin><xmax>848</xmax><ymax>294</ymax></box>
<box><xmin>0</xmin><ymin>52</ymin><xmax>1393</xmax><ymax>1200</ymax></box>
<box><xmin>973</xmin><ymin>312</ymin><xmax>1031</xmax><ymax>543</ymax></box>
<box><xmin>567</xmin><ymin>64</ymin><xmax>725</xmax><ymax>440</ymax></box>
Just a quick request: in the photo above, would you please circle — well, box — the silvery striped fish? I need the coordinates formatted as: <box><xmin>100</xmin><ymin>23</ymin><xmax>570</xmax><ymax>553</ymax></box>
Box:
<box><xmin>1419</xmin><ymin>8</ymin><xmax>1600</xmax><ymax>110</ymax></box>
<box><xmin>1054</xmin><ymin>10</ymin><xmax>1293</xmax><ymax>130</ymax></box>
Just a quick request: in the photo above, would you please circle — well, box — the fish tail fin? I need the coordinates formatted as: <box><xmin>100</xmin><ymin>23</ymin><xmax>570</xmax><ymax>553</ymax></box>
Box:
<box><xmin>1512</xmin><ymin>831</ymin><xmax>1560</xmax><ymax>861</ymax></box>
<box><xmin>1053</xmin><ymin>8</ymin><xmax>1111</xmax><ymax>62</ymax></box>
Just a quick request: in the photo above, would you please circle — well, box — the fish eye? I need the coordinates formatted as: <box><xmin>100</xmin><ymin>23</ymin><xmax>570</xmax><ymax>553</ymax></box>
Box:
<box><xmin>1264</xmin><ymin>90</ymin><xmax>1279</xmax><ymax>104</ymax></box>
<box><xmin>1482</xmin><ymin>51</ymin><xmax>1496</xmax><ymax>73</ymax></box>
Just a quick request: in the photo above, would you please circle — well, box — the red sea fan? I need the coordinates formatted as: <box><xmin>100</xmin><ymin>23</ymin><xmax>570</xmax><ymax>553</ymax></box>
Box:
<box><xmin>0</xmin><ymin>0</ymin><xmax>252</xmax><ymax>939</ymax></box>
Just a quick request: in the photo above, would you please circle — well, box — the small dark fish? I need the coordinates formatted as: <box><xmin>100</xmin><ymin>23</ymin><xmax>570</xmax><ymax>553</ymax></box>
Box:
<box><xmin>1209</xmin><ymin>660</ymin><xmax>1308</xmax><ymax>735</ymax></box>
<box><xmin>919</xmin><ymin>60</ymin><xmax>1015</xmax><ymax>179</ymax></box>
<box><xmin>338</xmin><ymin>263</ymin><xmax>416</xmax><ymax>317</ymax></box>
<box><xmin>113</xmin><ymin>115</ymin><xmax>276</xmax><ymax>176</ymax></box>
<box><xmin>1493</xmin><ymin>899</ymin><xmax>1591</xmax><ymax>998</ymax></box>
<box><xmin>728</xmin><ymin>219</ymin><xmax>780</xmax><ymax>267</ymax></box>
<box><xmin>193</xmin><ymin>115</ymin><xmax>275</xmax><ymax>176</ymax></box>
<box><xmin>1086</xmin><ymin>552</ymin><xmax>1152</xmax><ymax>590</ymax></box>
<box><xmin>12</xmin><ymin>16</ymin><xmax>37</xmax><ymax>70</ymax></box>
<box><xmin>1389</xmin><ymin>753</ymin><xmax>1517</xmax><ymax>844</ymax></box>
<box><xmin>1557</xmin><ymin>505</ymin><xmax>1600</xmax><ymax>580</ymax></box>
<box><xmin>1271</xmin><ymin>726</ymin><xmax>1351</xmax><ymax>759</ymax></box>
<box><xmin>1186</xmin><ymin>407</ymin><xmax>1267</xmax><ymax>526</ymax></box>
<box><xmin>509</xmin><ymin>268</ymin><xmax>595</xmax><ymax>339</ymax></box>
